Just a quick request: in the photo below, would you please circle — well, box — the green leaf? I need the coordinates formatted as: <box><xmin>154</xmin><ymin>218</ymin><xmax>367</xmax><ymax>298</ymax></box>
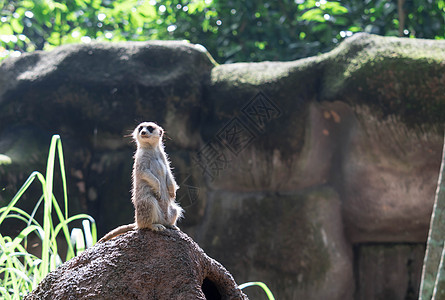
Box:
<box><xmin>348</xmin><ymin>26</ymin><xmax>362</xmax><ymax>32</ymax></box>
<box><xmin>188</xmin><ymin>0</ymin><xmax>207</xmax><ymax>14</ymax></box>
<box><xmin>300</xmin><ymin>8</ymin><xmax>325</xmax><ymax>23</ymax></box>
<box><xmin>47</xmin><ymin>31</ymin><xmax>61</xmax><ymax>46</ymax></box>
<box><xmin>54</xmin><ymin>2</ymin><xmax>68</xmax><ymax>12</ymax></box>
<box><xmin>138</xmin><ymin>3</ymin><xmax>157</xmax><ymax>18</ymax></box>
<box><xmin>11</xmin><ymin>18</ymin><xmax>24</xmax><ymax>33</ymax></box>
<box><xmin>324</xmin><ymin>2</ymin><xmax>348</xmax><ymax>14</ymax></box>
<box><xmin>21</xmin><ymin>0</ymin><xmax>36</xmax><ymax>9</ymax></box>
<box><xmin>0</xmin><ymin>24</ymin><xmax>14</xmax><ymax>36</ymax></box>
<box><xmin>130</xmin><ymin>11</ymin><xmax>144</xmax><ymax>28</ymax></box>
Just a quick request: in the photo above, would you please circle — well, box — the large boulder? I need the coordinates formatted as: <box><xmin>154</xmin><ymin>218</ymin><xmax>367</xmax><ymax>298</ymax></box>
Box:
<box><xmin>0</xmin><ymin>40</ymin><xmax>212</xmax><ymax>228</ymax></box>
<box><xmin>24</xmin><ymin>229</ymin><xmax>247</xmax><ymax>299</ymax></box>
<box><xmin>1</xmin><ymin>33</ymin><xmax>444</xmax><ymax>299</ymax></box>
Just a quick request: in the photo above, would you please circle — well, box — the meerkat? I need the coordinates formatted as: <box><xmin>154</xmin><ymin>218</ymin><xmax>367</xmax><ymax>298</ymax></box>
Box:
<box><xmin>98</xmin><ymin>122</ymin><xmax>183</xmax><ymax>243</ymax></box>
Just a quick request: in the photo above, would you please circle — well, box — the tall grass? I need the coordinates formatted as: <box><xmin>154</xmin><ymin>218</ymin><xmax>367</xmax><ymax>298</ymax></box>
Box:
<box><xmin>0</xmin><ymin>135</ymin><xmax>97</xmax><ymax>299</ymax></box>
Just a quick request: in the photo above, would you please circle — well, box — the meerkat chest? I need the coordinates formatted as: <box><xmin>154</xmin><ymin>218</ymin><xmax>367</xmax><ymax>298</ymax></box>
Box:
<box><xmin>149</xmin><ymin>156</ymin><xmax>167</xmax><ymax>179</ymax></box>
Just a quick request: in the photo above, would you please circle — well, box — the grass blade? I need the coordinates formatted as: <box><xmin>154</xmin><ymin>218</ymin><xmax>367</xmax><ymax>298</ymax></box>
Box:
<box><xmin>239</xmin><ymin>281</ymin><xmax>275</xmax><ymax>300</ymax></box>
<box><xmin>0</xmin><ymin>172</ymin><xmax>42</xmax><ymax>225</ymax></box>
<box><xmin>420</xmin><ymin>134</ymin><xmax>445</xmax><ymax>299</ymax></box>
<box><xmin>56</xmin><ymin>137</ymin><xmax>69</xmax><ymax>220</ymax></box>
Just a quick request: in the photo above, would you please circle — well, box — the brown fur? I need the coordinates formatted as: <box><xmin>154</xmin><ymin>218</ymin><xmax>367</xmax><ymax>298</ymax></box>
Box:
<box><xmin>98</xmin><ymin>122</ymin><xmax>183</xmax><ymax>243</ymax></box>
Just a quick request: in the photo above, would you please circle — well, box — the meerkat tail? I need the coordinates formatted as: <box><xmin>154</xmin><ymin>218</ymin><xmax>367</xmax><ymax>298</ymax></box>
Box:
<box><xmin>167</xmin><ymin>201</ymin><xmax>183</xmax><ymax>229</ymax></box>
<box><xmin>97</xmin><ymin>223</ymin><xmax>136</xmax><ymax>243</ymax></box>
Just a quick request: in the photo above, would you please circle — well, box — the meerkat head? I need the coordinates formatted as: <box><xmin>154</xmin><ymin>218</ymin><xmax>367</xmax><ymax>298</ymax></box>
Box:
<box><xmin>133</xmin><ymin>122</ymin><xmax>164</xmax><ymax>148</ymax></box>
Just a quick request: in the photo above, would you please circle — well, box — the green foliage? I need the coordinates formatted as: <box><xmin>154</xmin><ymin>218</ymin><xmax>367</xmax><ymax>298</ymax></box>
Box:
<box><xmin>239</xmin><ymin>281</ymin><xmax>275</xmax><ymax>299</ymax></box>
<box><xmin>0</xmin><ymin>135</ymin><xmax>97</xmax><ymax>298</ymax></box>
<box><xmin>1</xmin><ymin>0</ymin><xmax>444</xmax><ymax>63</ymax></box>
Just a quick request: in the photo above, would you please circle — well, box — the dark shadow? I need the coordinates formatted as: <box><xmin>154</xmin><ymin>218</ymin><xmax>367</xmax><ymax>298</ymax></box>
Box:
<box><xmin>202</xmin><ymin>277</ymin><xmax>221</xmax><ymax>300</ymax></box>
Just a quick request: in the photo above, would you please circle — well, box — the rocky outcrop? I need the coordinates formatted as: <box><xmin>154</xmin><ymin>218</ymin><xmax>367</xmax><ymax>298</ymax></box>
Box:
<box><xmin>24</xmin><ymin>229</ymin><xmax>247</xmax><ymax>300</ymax></box>
<box><xmin>1</xmin><ymin>34</ymin><xmax>444</xmax><ymax>299</ymax></box>
<box><xmin>200</xmin><ymin>188</ymin><xmax>353</xmax><ymax>299</ymax></box>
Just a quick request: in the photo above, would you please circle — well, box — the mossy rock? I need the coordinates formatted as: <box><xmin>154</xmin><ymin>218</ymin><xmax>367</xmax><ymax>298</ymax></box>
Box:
<box><xmin>322</xmin><ymin>33</ymin><xmax>445</xmax><ymax>126</ymax></box>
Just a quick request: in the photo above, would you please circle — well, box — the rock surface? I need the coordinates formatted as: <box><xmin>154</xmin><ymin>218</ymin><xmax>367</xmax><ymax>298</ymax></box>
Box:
<box><xmin>355</xmin><ymin>244</ymin><xmax>425</xmax><ymax>300</ymax></box>
<box><xmin>1</xmin><ymin>34</ymin><xmax>444</xmax><ymax>299</ymax></box>
<box><xmin>200</xmin><ymin>188</ymin><xmax>353</xmax><ymax>300</ymax></box>
<box><xmin>24</xmin><ymin>229</ymin><xmax>247</xmax><ymax>300</ymax></box>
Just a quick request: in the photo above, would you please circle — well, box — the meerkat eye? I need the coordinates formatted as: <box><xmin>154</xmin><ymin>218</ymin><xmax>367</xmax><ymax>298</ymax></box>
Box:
<box><xmin>138</xmin><ymin>126</ymin><xmax>143</xmax><ymax>132</ymax></box>
<box><xmin>147</xmin><ymin>125</ymin><xmax>154</xmax><ymax>133</ymax></box>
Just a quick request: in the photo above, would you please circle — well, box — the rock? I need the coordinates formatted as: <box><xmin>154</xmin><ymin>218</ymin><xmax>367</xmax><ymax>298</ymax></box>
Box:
<box><xmin>322</xmin><ymin>33</ymin><xmax>445</xmax><ymax>126</ymax></box>
<box><xmin>342</xmin><ymin>108</ymin><xmax>442</xmax><ymax>243</ymax></box>
<box><xmin>355</xmin><ymin>244</ymin><xmax>425</xmax><ymax>300</ymax></box>
<box><xmin>0</xmin><ymin>41</ymin><xmax>213</xmax><ymax>140</ymax></box>
<box><xmin>24</xmin><ymin>229</ymin><xmax>247</xmax><ymax>300</ymax></box>
<box><xmin>198</xmin><ymin>188</ymin><xmax>354</xmax><ymax>300</ymax></box>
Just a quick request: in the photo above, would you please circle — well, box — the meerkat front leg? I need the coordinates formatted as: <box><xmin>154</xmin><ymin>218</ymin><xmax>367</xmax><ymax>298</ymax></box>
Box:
<box><xmin>139</xmin><ymin>169</ymin><xmax>161</xmax><ymax>199</ymax></box>
<box><xmin>166</xmin><ymin>173</ymin><xmax>178</xmax><ymax>199</ymax></box>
